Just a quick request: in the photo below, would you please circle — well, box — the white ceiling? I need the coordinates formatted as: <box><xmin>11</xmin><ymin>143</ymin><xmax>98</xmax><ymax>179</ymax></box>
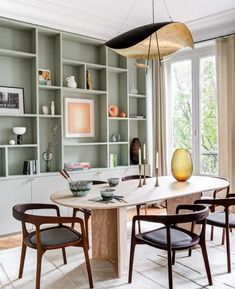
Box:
<box><xmin>0</xmin><ymin>0</ymin><xmax>234</xmax><ymax>41</ymax></box>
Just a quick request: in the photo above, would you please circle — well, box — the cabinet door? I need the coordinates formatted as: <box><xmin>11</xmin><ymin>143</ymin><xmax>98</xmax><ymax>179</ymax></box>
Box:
<box><xmin>32</xmin><ymin>175</ymin><xmax>69</xmax><ymax>216</ymax></box>
<box><xmin>0</xmin><ymin>178</ymin><xmax>31</xmax><ymax>235</ymax></box>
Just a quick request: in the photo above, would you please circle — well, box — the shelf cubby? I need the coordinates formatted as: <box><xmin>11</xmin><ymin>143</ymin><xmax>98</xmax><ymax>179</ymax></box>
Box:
<box><xmin>109</xmin><ymin>119</ymin><xmax>128</xmax><ymax>142</ymax></box>
<box><xmin>0</xmin><ymin>148</ymin><xmax>6</xmax><ymax>177</ymax></box>
<box><xmin>86</xmin><ymin>66</ymin><xmax>106</xmax><ymax>91</ymax></box>
<box><xmin>63</xmin><ymin>62</ymin><xmax>85</xmax><ymax>89</ymax></box>
<box><xmin>108</xmin><ymin>71</ymin><xmax>128</xmax><ymax>116</ymax></box>
<box><xmin>129</xmin><ymin>97</ymin><xmax>146</xmax><ymax>119</ymax></box>
<box><xmin>8</xmin><ymin>146</ymin><xmax>38</xmax><ymax>176</ymax></box>
<box><xmin>0</xmin><ymin>116</ymin><xmax>37</xmax><ymax>145</ymax></box>
<box><xmin>38</xmin><ymin>31</ymin><xmax>61</xmax><ymax>86</ymax></box>
<box><xmin>108</xmin><ymin>48</ymin><xmax>127</xmax><ymax>69</ymax></box>
<box><xmin>0</xmin><ymin>21</ymin><xmax>36</xmax><ymax>54</ymax></box>
<box><xmin>39</xmin><ymin>88</ymin><xmax>61</xmax><ymax>115</ymax></box>
<box><xmin>128</xmin><ymin>59</ymin><xmax>146</xmax><ymax>96</ymax></box>
<box><xmin>64</xmin><ymin>144</ymin><xmax>108</xmax><ymax>168</ymax></box>
<box><xmin>109</xmin><ymin>144</ymin><xmax>128</xmax><ymax>167</ymax></box>
<box><xmin>62</xmin><ymin>35</ymin><xmax>106</xmax><ymax>65</ymax></box>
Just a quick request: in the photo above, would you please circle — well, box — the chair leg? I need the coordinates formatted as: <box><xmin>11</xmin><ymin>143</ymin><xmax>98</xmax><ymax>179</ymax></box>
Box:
<box><xmin>210</xmin><ymin>225</ymin><xmax>214</xmax><ymax>241</ymax></box>
<box><xmin>200</xmin><ymin>241</ymin><xmax>212</xmax><ymax>285</ymax></box>
<box><xmin>172</xmin><ymin>251</ymin><xmax>176</xmax><ymax>265</ymax></box>
<box><xmin>225</xmin><ymin>226</ymin><xmax>231</xmax><ymax>273</ymax></box>
<box><xmin>18</xmin><ymin>242</ymin><xmax>27</xmax><ymax>279</ymax></box>
<box><xmin>35</xmin><ymin>251</ymin><xmax>43</xmax><ymax>289</ymax></box>
<box><xmin>84</xmin><ymin>211</ymin><xmax>90</xmax><ymax>250</ymax></box>
<box><xmin>167</xmin><ymin>248</ymin><xmax>173</xmax><ymax>289</ymax></box>
<box><xmin>222</xmin><ymin>228</ymin><xmax>225</xmax><ymax>245</ymax></box>
<box><xmin>128</xmin><ymin>242</ymin><xmax>136</xmax><ymax>283</ymax></box>
<box><xmin>83</xmin><ymin>246</ymin><xmax>93</xmax><ymax>288</ymax></box>
<box><xmin>62</xmin><ymin>248</ymin><xmax>67</xmax><ymax>265</ymax></box>
<box><xmin>136</xmin><ymin>205</ymin><xmax>141</xmax><ymax>233</ymax></box>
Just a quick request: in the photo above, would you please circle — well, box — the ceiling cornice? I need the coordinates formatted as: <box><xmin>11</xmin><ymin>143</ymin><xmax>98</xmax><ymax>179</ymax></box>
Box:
<box><xmin>0</xmin><ymin>0</ymin><xmax>234</xmax><ymax>42</ymax></box>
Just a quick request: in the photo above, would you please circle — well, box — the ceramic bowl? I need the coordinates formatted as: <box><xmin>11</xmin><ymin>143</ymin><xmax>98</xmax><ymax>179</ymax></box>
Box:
<box><xmin>69</xmin><ymin>180</ymin><xmax>92</xmax><ymax>197</ymax></box>
<box><xmin>12</xmin><ymin>127</ymin><xmax>26</xmax><ymax>135</ymax></box>
<box><xmin>107</xmin><ymin>178</ymin><xmax>120</xmax><ymax>187</ymax></box>
<box><xmin>100</xmin><ymin>189</ymin><xmax>115</xmax><ymax>201</ymax></box>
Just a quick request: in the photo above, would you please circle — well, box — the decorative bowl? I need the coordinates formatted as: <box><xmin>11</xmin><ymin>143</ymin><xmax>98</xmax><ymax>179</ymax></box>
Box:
<box><xmin>12</xmin><ymin>127</ymin><xmax>26</xmax><ymax>135</ymax></box>
<box><xmin>107</xmin><ymin>178</ymin><xmax>120</xmax><ymax>187</ymax></box>
<box><xmin>69</xmin><ymin>180</ymin><xmax>92</xmax><ymax>197</ymax></box>
<box><xmin>100</xmin><ymin>189</ymin><xmax>115</xmax><ymax>201</ymax></box>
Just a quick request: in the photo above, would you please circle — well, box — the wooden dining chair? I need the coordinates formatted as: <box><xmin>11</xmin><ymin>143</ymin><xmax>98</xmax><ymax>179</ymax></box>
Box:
<box><xmin>72</xmin><ymin>180</ymin><xmax>107</xmax><ymax>249</ymax></box>
<box><xmin>128</xmin><ymin>204</ymin><xmax>212</xmax><ymax>289</ymax></box>
<box><xmin>12</xmin><ymin>203</ymin><xmax>93</xmax><ymax>289</ymax></box>
<box><xmin>195</xmin><ymin>194</ymin><xmax>235</xmax><ymax>273</ymax></box>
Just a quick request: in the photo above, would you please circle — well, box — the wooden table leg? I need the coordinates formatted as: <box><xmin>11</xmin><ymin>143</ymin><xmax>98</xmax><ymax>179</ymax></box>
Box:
<box><xmin>91</xmin><ymin>207</ymin><xmax>127</xmax><ymax>277</ymax></box>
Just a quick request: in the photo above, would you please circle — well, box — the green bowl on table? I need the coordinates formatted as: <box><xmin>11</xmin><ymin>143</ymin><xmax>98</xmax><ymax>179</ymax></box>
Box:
<box><xmin>69</xmin><ymin>180</ymin><xmax>92</xmax><ymax>197</ymax></box>
<box><xmin>100</xmin><ymin>189</ymin><xmax>116</xmax><ymax>201</ymax></box>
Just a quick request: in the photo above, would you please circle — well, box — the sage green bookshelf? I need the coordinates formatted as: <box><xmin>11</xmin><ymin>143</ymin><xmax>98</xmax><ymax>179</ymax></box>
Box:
<box><xmin>0</xmin><ymin>17</ymin><xmax>148</xmax><ymax>177</ymax></box>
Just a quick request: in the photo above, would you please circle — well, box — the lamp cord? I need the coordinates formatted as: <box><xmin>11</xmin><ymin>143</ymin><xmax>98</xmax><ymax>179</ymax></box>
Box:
<box><xmin>116</xmin><ymin>0</ymin><xmax>137</xmax><ymax>35</ymax></box>
<box><xmin>162</xmin><ymin>0</ymin><xmax>173</xmax><ymax>22</ymax></box>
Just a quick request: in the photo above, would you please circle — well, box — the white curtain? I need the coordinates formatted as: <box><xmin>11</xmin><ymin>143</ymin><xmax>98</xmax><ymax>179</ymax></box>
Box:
<box><xmin>217</xmin><ymin>35</ymin><xmax>235</xmax><ymax>191</ymax></box>
<box><xmin>152</xmin><ymin>61</ymin><xmax>167</xmax><ymax>176</ymax></box>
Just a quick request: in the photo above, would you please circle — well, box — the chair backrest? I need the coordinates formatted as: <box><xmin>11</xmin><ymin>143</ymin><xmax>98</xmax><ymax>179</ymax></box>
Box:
<box><xmin>122</xmin><ymin>175</ymin><xmax>151</xmax><ymax>181</ymax></box>
<box><xmin>211</xmin><ymin>176</ymin><xmax>230</xmax><ymax>198</ymax></box>
<box><xmin>195</xmin><ymin>197</ymin><xmax>235</xmax><ymax>211</ymax></box>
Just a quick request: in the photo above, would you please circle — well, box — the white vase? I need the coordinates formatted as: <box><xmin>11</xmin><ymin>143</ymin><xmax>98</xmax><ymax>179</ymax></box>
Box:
<box><xmin>66</xmin><ymin>75</ymin><xmax>77</xmax><ymax>88</ymax></box>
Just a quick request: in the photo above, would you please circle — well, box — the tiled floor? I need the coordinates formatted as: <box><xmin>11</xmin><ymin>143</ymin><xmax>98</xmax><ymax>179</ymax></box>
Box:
<box><xmin>0</xmin><ymin>224</ymin><xmax>234</xmax><ymax>289</ymax></box>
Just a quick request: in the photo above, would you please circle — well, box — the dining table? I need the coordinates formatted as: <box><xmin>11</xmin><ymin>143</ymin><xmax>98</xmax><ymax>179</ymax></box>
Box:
<box><xmin>50</xmin><ymin>175</ymin><xmax>229</xmax><ymax>277</ymax></box>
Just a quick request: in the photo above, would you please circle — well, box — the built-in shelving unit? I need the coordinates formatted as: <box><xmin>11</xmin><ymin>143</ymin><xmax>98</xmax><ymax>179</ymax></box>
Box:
<box><xmin>0</xmin><ymin>17</ymin><xmax>148</xmax><ymax>177</ymax></box>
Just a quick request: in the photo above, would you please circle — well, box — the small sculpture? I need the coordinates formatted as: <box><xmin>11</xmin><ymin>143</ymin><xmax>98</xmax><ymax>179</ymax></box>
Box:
<box><xmin>130</xmin><ymin>138</ymin><xmax>141</xmax><ymax>164</ymax></box>
<box><xmin>66</xmin><ymin>75</ymin><xmax>77</xmax><ymax>88</ymax></box>
<box><xmin>13</xmin><ymin>127</ymin><xmax>26</xmax><ymax>144</ymax></box>
<box><xmin>119</xmin><ymin>111</ymin><xmax>126</xmax><ymax>117</ymax></box>
<box><xmin>109</xmin><ymin>105</ymin><xmax>119</xmax><ymax>117</ymax></box>
<box><xmin>86</xmin><ymin>71</ymin><xmax>92</xmax><ymax>90</ymax></box>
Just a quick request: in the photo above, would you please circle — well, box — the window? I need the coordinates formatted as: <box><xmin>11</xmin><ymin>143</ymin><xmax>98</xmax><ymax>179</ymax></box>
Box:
<box><xmin>166</xmin><ymin>44</ymin><xmax>218</xmax><ymax>175</ymax></box>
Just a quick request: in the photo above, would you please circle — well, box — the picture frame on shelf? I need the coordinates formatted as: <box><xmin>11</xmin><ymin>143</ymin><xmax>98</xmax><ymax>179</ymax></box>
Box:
<box><xmin>65</xmin><ymin>97</ymin><xmax>94</xmax><ymax>137</ymax></box>
<box><xmin>0</xmin><ymin>86</ymin><xmax>24</xmax><ymax>114</ymax></box>
<box><xmin>38</xmin><ymin>69</ymin><xmax>52</xmax><ymax>86</ymax></box>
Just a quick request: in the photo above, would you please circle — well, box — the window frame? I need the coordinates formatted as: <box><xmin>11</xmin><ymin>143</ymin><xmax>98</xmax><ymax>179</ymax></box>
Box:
<box><xmin>165</xmin><ymin>41</ymin><xmax>217</xmax><ymax>175</ymax></box>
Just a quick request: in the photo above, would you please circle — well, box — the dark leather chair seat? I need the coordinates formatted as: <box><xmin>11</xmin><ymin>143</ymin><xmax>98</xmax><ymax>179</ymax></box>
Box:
<box><xmin>27</xmin><ymin>226</ymin><xmax>81</xmax><ymax>248</ymax></box>
<box><xmin>207</xmin><ymin>212</ymin><xmax>235</xmax><ymax>227</ymax></box>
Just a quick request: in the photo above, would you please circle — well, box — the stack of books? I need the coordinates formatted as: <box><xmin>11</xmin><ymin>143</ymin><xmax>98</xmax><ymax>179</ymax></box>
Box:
<box><xmin>23</xmin><ymin>160</ymin><xmax>38</xmax><ymax>175</ymax></box>
<box><xmin>64</xmin><ymin>162</ymin><xmax>91</xmax><ymax>171</ymax></box>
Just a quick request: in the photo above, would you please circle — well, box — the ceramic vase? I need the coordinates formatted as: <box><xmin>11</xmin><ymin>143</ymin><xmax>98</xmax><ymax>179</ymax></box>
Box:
<box><xmin>171</xmin><ymin>148</ymin><xmax>193</xmax><ymax>181</ymax></box>
<box><xmin>130</xmin><ymin>138</ymin><xmax>141</xmax><ymax>165</ymax></box>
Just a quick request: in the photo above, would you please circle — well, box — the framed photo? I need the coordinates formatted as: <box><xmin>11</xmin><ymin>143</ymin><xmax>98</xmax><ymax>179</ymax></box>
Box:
<box><xmin>65</xmin><ymin>97</ymin><xmax>94</xmax><ymax>137</ymax></box>
<box><xmin>38</xmin><ymin>69</ymin><xmax>51</xmax><ymax>86</ymax></box>
<box><xmin>0</xmin><ymin>86</ymin><xmax>24</xmax><ymax>114</ymax></box>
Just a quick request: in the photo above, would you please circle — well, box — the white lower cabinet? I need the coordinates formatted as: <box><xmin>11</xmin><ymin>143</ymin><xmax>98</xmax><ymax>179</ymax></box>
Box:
<box><xmin>0</xmin><ymin>178</ymin><xmax>31</xmax><ymax>235</ymax></box>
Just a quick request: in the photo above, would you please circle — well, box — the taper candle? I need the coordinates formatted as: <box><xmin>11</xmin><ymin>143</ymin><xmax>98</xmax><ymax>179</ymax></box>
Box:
<box><xmin>143</xmin><ymin>143</ymin><xmax>146</xmax><ymax>160</ymax></box>
<box><xmin>138</xmin><ymin>148</ymin><xmax>142</xmax><ymax>165</ymax></box>
<box><xmin>156</xmin><ymin>152</ymin><xmax>159</xmax><ymax>169</ymax></box>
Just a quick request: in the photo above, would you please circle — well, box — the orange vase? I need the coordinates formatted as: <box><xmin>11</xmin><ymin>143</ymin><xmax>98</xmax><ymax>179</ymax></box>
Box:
<box><xmin>171</xmin><ymin>148</ymin><xmax>193</xmax><ymax>182</ymax></box>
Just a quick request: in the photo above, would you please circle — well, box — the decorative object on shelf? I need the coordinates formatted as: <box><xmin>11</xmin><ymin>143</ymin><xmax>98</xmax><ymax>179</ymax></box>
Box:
<box><xmin>66</xmin><ymin>75</ymin><xmax>77</xmax><ymax>88</ymax></box>
<box><xmin>12</xmin><ymin>127</ymin><xmax>26</xmax><ymax>144</ymax></box>
<box><xmin>38</xmin><ymin>69</ymin><xmax>51</xmax><ymax>86</ymax></box>
<box><xmin>43</xmin><ymin>121</ymin><xmax>59</xmax><ymax>172</ymax></box>
<box><xmin>23</xmin><ymin>160</ymin><xmax>38</xmax><ymax>175</ymax></box>
<box><xmin>9</xmin><ymin>139</ymin><xmax>15</xmax><ymax>145</ymax></box>
<box><xmin>86</xmin><ymin>70</ymin><xmax>92</xmax><ymax>90</ymax></box>
<box><xmin>64</xmin><ymin>162</ymin><xmax>91</xmax><ymax>171</ymax></box>
<box><xmin>130</xmin><ymin>85</ymin><xmax>138</xmax><ymax>94</ymax></box>
<box><xmin>155</xmin><ymin>151</ymin><xmax>159</xmax><ymax>187</ymax></box>
<box><xmin>110</xmin><ymin>153</ymin><xmax>117</xmax><ymax>168</ymax></box>
<box><xmin>130</xmin><ymin>137</ymin><xmax>141</xmax><ymax>164</ymax></box>
<box><xmin>110</xmin><ymin>133</ymin><xmax>120</xmax><ymax>142</ymax></box>
<box><xmin>0</xmin><ymin>86</ymin><xmax>24</xmax><ymax>114</ymax></box>
<box><xmin>42</xmin><ymin>105</ymin><xmax>49</xmax><ymax>115</ymax></box>
<box><xmin>65</xmin><ymin>98</ymin><xmax>94</xmax><ymax>137</ymax></box>
<box><xmin>50</xmin><ymin>101</ymin><xmax>55</xmax><ymax>115</ymax></box>
<box><xmin>108</xmin><ymin>104</ymin><xmax>119</xmax><ymax>117</ymax></box>
<box><xmin>107</xmin><ymin>178</ymin><xmax>120</xmax><ymax>187</ymax></box>
<box><xmin>171</xmin><ymin>148</ymin><xmax>193</xmax><ymax>182</ymax></box>
<box><xmin>130</xmin><ymin>114</ymin><xmax>146</xmax><ymax>119</ymax></box>
<box><xmin>119</xmin><ymin>111</ymin><xmax>126</xmax><ymax>118</ymax></box>
<box><xmin>105</xmin><ymin>1</ymin><xmax>194</xmax><ymax>65</ymax></box>
<box><xmin>69</xmin><ymin>180</ymin><xmax>92</xmax><ymax>197</ymax></box>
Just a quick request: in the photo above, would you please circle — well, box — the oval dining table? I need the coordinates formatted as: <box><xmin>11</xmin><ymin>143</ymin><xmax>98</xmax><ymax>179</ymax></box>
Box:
<box><xmin>50</xmin><ymin>175</ymin><xmax>229</xmax><ymax>277</ymax></box>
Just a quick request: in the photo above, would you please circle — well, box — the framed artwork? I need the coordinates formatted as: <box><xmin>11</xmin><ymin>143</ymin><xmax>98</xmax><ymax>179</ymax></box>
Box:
<box><xmin>0</xmin><ymin>86</ymin><xmax>24</xmax><ymax>114</ymax></box>
<box><xmin>38</xmin><ymin>69</ymin><xmax>52</xmax><ymax>86</ymax></box>
<box><xmin>65</xmin><ymin>97</ymin><xmax>94</xmax><ymax>137</ymax></box>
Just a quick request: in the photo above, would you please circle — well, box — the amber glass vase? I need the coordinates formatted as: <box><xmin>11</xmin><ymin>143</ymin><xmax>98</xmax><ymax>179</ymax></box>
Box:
<box><xmin>171</xmin><ymin>148</ymin><xmax>193</xmax><ymax>182</ymax></box>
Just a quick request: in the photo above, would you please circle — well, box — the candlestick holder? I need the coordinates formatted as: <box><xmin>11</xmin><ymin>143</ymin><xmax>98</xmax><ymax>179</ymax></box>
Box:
<box><xmin>155</xmin><ymin>168</ymin><xmax>159</xmax><ymax>187</ymax></box>
<box><xmin>143</xmin><ymin>159</ymin><xmax>147</xmax><ymax>185</ymax></box>
<box><xmin>138</xmin><ymin>164</ymin><xmax>142</xmax><ymax>187</ymax></box>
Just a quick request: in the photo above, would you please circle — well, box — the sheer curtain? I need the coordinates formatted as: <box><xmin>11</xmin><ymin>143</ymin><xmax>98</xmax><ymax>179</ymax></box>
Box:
<box><xmin>217</xmin><ymin>35</ymin><xmax>235</xmax><ymax>190</ymax></box>
<box><xmin>152</xmin><ymin>61</ymin><xmax>167</xmax><ymax>176</ymax></box>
